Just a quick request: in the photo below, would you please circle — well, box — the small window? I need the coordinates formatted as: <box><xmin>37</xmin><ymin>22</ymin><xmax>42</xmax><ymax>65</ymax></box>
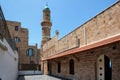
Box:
<box><xmin>69</xmin><ymin>59</ymin><xmax>74</xmax><ymax>75</ymax></box>
<box><xmin>26</xmin><ymin>48</ymin><xmax>34</xmax><ymax>56</ymax></box>
<box><xmin>16</xmin><ymin>47</ymin><xmax>18</xmax><ymax>51</ymax></box>
<box><xmin>77</xmin><ymin>39</ymin><xmax>80</xmax><ymax>46</ymax></box>
<box><xmin>15</xmin><ymin>26</ymin><xmax>18</xmax><ymax>31</ymax></box>
<box><xmin>58</xmin><ymin>61</ymin><xmax>61</xmax><ymax>73</ymax></box>
<box><xmin>46</xmin><ymin>14</ymin><xmax>49</xmax><ymax>16</ymax></box>
<box><xmin>13</xmin><ymin>37</ymin><xmax>20</xmax><ymax>42</ymax></box>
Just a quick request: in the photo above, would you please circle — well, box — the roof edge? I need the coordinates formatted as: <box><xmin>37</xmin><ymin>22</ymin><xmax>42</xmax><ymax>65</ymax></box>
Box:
<box><xmin>43</xmin><ymin>34</ymin><xmax>120</xmax><ymax>61</ymax></box>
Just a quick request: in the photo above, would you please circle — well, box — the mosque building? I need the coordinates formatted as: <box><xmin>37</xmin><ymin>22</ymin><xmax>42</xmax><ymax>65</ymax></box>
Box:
<box><xmin>40</xmin><ymin>1</ymin><xmax>120</xmax><ymax>80</ymax></box>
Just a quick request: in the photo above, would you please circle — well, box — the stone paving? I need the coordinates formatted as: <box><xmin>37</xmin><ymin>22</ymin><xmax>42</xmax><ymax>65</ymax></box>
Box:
<box><xmin>18</xmin><ymin>75</ymin><xmax>71</xmax><ymax>80</ymax></box>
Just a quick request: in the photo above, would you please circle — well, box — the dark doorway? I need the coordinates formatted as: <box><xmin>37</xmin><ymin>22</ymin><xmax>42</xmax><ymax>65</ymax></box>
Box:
<box><xmin>39</xmin><ymin>65</ymin><xmax>41</xmax><ymax>71</ymax></box>
<box><xmin>58</xmin><ymin>61</ymin><xmax>61</xmax><ymax>73</ymax></box>
<box><xmin>69</xmin><ymin>59</ymin><xmax>74</xmax><ymax>75</ymax></box>
<box><xmin>48</xmin><ymin>62</ymin><xmax>52</xmax><ymax>75</ymax></box>
<box><xmin>97</xmin><ymin>55</ymin><xmax>112</xmax><ymax>80</ymax></box>
<box><xmin>105</xmin><ymin>56</ymin><xmax>112</xmax><ymax>80</ymax></box>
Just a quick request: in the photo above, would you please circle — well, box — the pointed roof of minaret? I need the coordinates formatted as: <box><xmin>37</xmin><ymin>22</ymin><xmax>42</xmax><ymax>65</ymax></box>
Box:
<box><xmin>43</xmin><ymin>2</ymin><xmax>50</xmax><ymax>11</ymax></box>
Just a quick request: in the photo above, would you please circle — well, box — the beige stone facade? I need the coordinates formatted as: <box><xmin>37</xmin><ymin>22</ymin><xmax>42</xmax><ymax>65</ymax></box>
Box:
<box><xmin>41</xmin><ymin>1</ymin><xmax>120</xmax><ymax>80</ymax></box>
<box><xmin>7</xmin><ymin>21</ymin><xmax>40</xmax><ymax>70</ymax></box>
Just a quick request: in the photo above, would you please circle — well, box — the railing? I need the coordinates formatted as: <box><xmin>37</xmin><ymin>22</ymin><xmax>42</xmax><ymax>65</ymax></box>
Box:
<box><xmin>18</xmin><ymin>70</ymin><xmax>42</xmax><ymax>75</ymax></box>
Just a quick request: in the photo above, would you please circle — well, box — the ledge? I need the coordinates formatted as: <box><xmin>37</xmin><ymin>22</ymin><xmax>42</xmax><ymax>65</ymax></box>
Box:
<box><xmin>0</xmin><ymin>40</ymin><xmax>7</xmax><ymax>51</ymax></box>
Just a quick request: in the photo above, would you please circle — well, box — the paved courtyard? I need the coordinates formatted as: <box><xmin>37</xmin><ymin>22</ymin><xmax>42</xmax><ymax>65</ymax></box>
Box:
<box><xmin>18</xmin><ymin>75</ymin><xmax>71</xmax><ymax>80</ymax></box>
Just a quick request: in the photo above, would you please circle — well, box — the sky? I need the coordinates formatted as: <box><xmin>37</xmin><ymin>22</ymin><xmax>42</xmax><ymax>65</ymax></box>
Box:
<box><xmin>0</xmin><ymin>0</ymin><xmax>117</xmax><ymax>48</ymax></box>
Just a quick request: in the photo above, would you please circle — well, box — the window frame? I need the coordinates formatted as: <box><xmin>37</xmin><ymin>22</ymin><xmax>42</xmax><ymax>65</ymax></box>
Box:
<box><xmin>69</xmin><ymin>59</ymin><xmax>74</xmax><ymax>75</ymax></box>
<box><xmin>13</xmin><ymin>37</ymin><xmax>20</xmax><ymax>42</ymax></box>
<box><xmin>15</xmin><ymin>26</ymin><xmax>19</xmax><ymax>31</ymax></box>
<box><xmin>26</xmin><ymin>48</ymin><xmax>34</xmax><ymax>57</ymax></box>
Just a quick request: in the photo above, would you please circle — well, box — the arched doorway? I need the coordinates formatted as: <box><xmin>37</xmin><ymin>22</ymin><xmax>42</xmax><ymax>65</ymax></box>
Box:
<box><xmin>97</xmin><ymin>55</ymin><xmax>112</xmax><ymax>80</ymax></box>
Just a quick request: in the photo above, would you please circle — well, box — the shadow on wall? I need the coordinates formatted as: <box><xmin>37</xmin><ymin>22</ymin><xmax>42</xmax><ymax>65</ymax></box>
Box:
<box><xmin>17</xmin><ymin>76</ymin><xmax>25</xmax><ymax>80</ymax></box>
<box><xmin>49</xmin><ymin>75</ymin><xmax>72</xmax><ymax>80</ymax></box>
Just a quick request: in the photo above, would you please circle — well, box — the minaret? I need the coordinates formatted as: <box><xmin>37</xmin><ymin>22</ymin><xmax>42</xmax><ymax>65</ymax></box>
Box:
<box><xmin>41</xmin><ymin>4</ymin><xmax>52</xmax><ymax>46</ymax></box>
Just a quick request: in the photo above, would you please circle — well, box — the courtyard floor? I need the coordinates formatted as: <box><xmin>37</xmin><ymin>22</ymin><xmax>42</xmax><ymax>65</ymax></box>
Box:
<box><xmin>18</xmin><ymin>75</ymin><xmax>71</xmax><ymax>80</ymax></box>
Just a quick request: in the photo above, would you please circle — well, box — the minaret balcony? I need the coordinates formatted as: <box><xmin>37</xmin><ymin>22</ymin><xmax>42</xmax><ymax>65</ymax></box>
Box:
<box><xmin>41</xmin><ymin>21</ymin><xmax>52</xmax><ymax>27</ymax></box>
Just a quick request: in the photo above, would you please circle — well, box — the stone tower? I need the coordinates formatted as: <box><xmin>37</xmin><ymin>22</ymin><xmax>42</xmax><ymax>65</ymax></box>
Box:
<box><xmin>41</xmin><ymin>4</ymin><xmax>52</xmax><ymax>46</ymax></box>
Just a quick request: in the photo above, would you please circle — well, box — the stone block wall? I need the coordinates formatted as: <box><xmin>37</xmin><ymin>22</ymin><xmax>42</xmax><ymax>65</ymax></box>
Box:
<box><xmin>42</xmin><ymin>35</ymin><xmax>58</xmax><ymax>58</ymax></box>
<box><xmin>42</xmin><ymin>1</ymin><xmax>120</xmax><ymax>60</ymax></box>
<box><xmin>6</xmin><ymin>21</ymin><xmax>39</xmax><ymax>70</ymax></box>
<box><xmin>7</xmin><ymin>21</ymin><xmax>28</xmax><ymax>64</ymax></box>
<box><xmin>49</xmin><ymin>41</ymin><xmax>120</xmax><ymax>80</ymax></box>
<box><xmin>85</xmin><ymin>2</ymin><xmax>120</xmax><ymax>44</ymax></box>
<box><xmin>28</xmin><ymin>45</ymin><xmax>39</xmax><ymax>64</ymax></box>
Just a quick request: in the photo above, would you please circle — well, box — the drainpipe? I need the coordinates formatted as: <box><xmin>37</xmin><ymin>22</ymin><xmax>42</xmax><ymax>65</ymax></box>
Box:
<box><xmin>83</xmin><ymin>27</ymin><xmax>87</xmax><ymax>45</ymax></box>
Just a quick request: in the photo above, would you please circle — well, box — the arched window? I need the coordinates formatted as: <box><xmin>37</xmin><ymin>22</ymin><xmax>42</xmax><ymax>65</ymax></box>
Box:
<box><xmin>104</xmin><ymin>56</ymin><xmax>112</xmax><ymax>80</ymax></box>
<box><xmin>26</xmin><ymin>48</ymin><xmax>34</xmax><ymax>56</ymax></box>
<box><xmin>58</xmin><ymin>61</ymin><xmax>61</xmax><ymax>73</ymax></box>
<box><xmin>69</xmin><ymin>59</ymin><xmax>74</xmax><ymax>75</ymax></box>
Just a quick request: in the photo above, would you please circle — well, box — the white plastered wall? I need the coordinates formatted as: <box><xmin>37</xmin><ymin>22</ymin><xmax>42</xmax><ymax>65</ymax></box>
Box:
<box><xmin>0</xmin><ymin>38</ymin><xmax>18</xmax><ymax>80</ymax></box>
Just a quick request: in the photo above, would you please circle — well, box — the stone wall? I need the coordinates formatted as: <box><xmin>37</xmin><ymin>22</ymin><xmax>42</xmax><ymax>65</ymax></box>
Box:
<box><xmin>42</xmin><ymin>35</ymin><xmax>58</xmax><ymax>58</ymax></box>
<box><xmin>6</xmin><ymin>21</ymin><xmax>39</xmax><ymax>70</ymax></box>
<box><xmin>41</xmin><ymin>1</ymin><xmax>120</xmax><ymax>80</ymax></box>
<box><xmin>49</xmin><ymin>41</ymin><xmax>120</xmax><ymax>80</ymax></box>
<box><xmin>7</xmin><ymin>21</ymin><xmax>29</xmax><ymax>64</ymax></box>
<box><xmin>28</xmin><ymin>45</ymin><xmax>39</xmax><ymax>64</ymax></box>
<box><xmin>42</xmin><ymin>1</ymin><xmax>120</xmax><ymax>60</ymax></box>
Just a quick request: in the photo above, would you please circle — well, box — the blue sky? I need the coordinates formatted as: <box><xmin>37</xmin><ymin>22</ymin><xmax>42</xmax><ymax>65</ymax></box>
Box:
<box><xmin>0</xmin><ymin>0</ymin><xmax>117</xmax><ymax>48</ymax></box>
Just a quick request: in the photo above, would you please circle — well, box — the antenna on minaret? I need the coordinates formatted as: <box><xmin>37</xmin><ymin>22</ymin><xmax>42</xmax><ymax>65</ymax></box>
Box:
<box><xmin>46</xmin><ymin>2</ymin><xmax>48</xmax><ymax>6</ymax></box>
<box><xmin>45</xmin><ymin>2</ymin><xmax>48</xmax><ymax>8</ymax></box>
